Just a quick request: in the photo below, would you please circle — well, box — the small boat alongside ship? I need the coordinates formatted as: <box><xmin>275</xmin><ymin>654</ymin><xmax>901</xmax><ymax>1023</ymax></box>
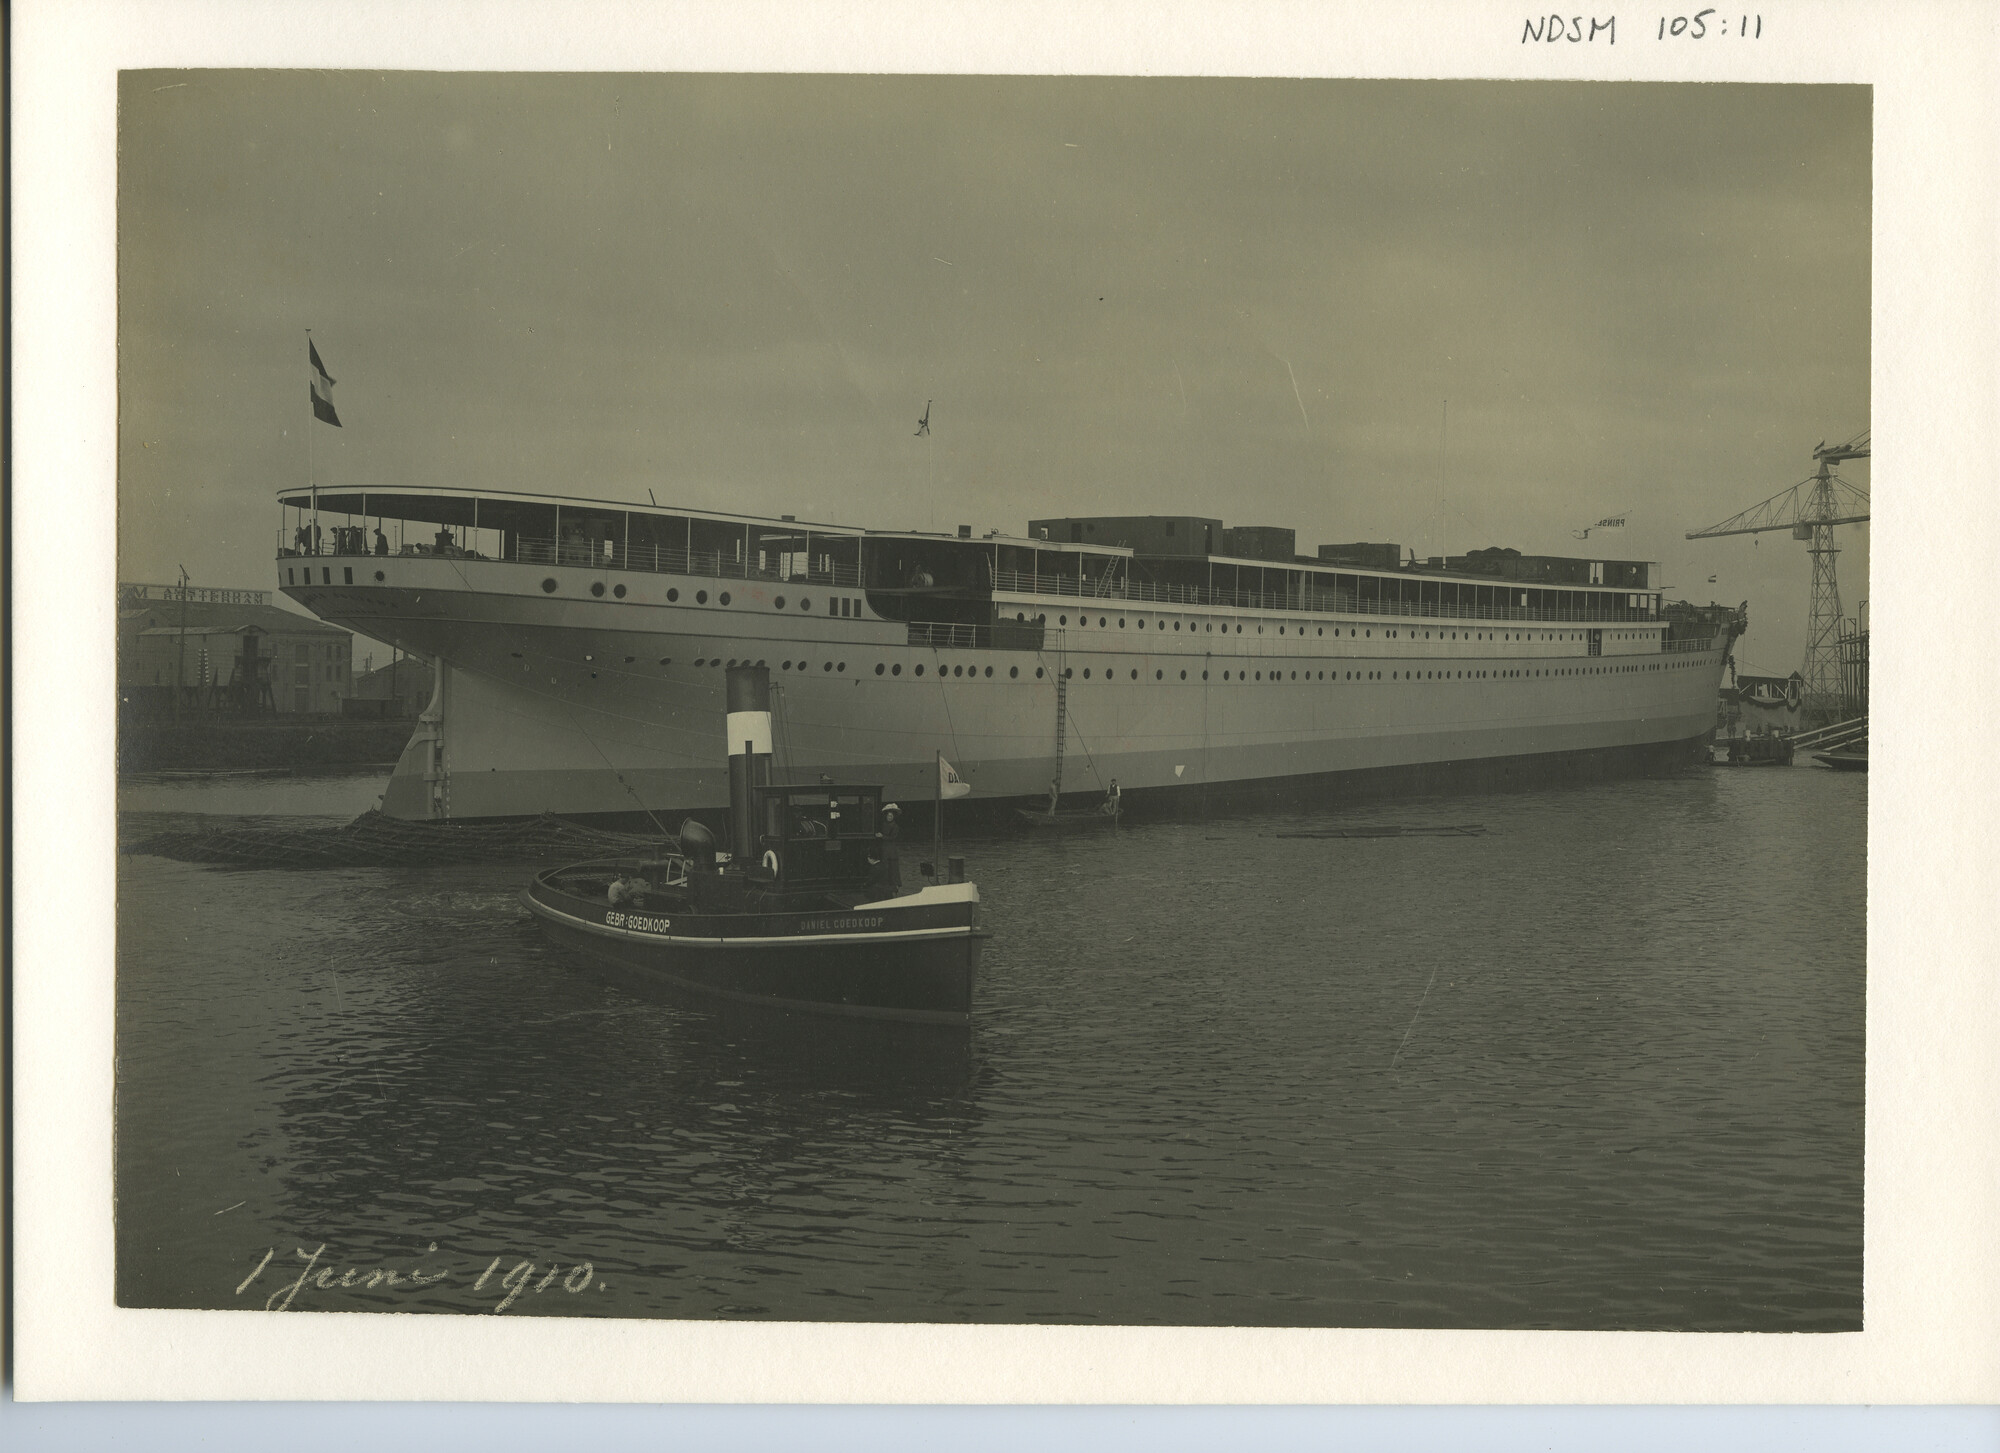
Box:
<box><xmin>1711</xmin><ymin>729</ymin><xmax>1795</xmax><ymax>766</ymax></box>
<box><xmin>524</xmin><ymin>664</ymin><xmax>987</xmax><ymax>1024</ymax></box>
<box><xmin>1014</xmin><ymin>779</ymin><xmax>1122</xmax><ymax>831</ymax></box>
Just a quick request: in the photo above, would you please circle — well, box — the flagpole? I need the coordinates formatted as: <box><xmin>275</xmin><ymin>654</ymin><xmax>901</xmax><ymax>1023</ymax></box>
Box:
<box><xmin>933</xmin><ymin>749</ymin><xmax>943</xmax><ymax>878</ymax></box>
<box><xmin>307</xmin><ymin>329</ymin><xmax>317</xmax><ymax>546</ymax></box>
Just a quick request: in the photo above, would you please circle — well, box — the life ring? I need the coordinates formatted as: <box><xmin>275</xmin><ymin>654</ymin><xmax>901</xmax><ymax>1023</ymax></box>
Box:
<box><xmin>1784</xmin><ymin>679</ymin><xmax>1803</xmax><ymax>711</ymax></box>
<box><xmin>761</xmin><ymin>849</ymin><xmax>780</xmax><ymax>875</ymax></box>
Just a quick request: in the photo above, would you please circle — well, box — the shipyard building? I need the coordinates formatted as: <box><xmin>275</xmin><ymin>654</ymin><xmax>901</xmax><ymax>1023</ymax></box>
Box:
<box><xmin>118</xmin><ymin>582</ymin><xmax>354</xmax><ymax>716</ymax></box>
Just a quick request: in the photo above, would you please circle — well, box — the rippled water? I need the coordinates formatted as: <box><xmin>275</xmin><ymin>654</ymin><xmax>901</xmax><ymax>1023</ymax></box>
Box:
<box><xmin>116</xmin><ymin>762</ymin><xmax>1864</xmax><ymax>1328</ymax></box>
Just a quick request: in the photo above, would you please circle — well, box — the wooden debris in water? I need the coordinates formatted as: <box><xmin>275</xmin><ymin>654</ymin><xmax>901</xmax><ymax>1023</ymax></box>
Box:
<box><xmin>125</xmin><ymin>809</ymin><xmax>666</xmax><ymax>868</ymax></box>
<box><xmin>1275</xmin><ymin>824</ymin><xmax>1487</xmax><ymax>839</ymax></box>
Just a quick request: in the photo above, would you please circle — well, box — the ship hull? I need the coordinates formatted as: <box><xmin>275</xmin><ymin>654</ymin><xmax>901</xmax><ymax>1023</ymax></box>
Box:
<box><xmin>282</xmin><ymin>555</ymin><xmax>1737</xmax><ymax>822</ymax></box>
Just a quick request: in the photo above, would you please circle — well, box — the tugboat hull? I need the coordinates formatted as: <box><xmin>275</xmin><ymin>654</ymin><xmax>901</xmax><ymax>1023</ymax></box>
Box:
<box><xmin>524</xmin><ymin>873</ymin><xmax>983</xmax><ymax>1024</ymax></box>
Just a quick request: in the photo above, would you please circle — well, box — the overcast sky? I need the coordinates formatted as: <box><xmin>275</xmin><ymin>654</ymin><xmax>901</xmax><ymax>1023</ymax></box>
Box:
<box><xmin>119</xmin><ymin>74</ymin><xmax>1868</xmax><ymax>674</ymax></box>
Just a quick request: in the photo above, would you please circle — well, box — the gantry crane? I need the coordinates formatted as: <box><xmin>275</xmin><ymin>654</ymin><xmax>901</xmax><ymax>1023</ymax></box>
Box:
<box><xmin>1686</xmin><ymin>430</ymin><xmax>1870</xmax><ymax>720</ymax></box>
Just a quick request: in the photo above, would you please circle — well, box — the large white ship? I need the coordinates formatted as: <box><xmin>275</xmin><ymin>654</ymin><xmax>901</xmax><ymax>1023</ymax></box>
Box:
<box><xmin>276</xmin><ymin>487</ymin><xmax>1743</xmax><ymax>823</ymax></box>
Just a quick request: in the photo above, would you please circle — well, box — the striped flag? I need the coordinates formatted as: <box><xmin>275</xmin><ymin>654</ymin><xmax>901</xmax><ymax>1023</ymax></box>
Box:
<box><xmin>309</xmin><ymin>340</ymin><xmax>342</xmax><ymax>427</ymax></box>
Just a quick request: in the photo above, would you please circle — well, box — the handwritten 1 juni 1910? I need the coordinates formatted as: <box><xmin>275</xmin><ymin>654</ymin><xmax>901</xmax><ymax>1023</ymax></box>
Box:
<box><xmin>235</xmin><ymin>1243</ymin><xmax>606</xmax><ymax>1312</ymax></box>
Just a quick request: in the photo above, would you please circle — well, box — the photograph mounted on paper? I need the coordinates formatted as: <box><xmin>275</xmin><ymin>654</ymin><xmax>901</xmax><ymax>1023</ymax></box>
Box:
<box><xmin>116</xmin><ymin>73</ymin><xmax>1867</xmax><ymax>1329</ymax></box>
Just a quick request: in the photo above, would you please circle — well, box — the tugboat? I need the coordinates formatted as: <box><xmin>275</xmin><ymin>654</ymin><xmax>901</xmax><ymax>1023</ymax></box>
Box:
<box><xmin>524</xmin><ymin>664</ymin><xmax>987</xmax><ymax>1024</ymax></box>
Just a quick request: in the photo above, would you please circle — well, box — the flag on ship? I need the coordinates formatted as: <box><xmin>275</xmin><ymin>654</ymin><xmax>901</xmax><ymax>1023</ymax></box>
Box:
<box><xmin>309</xmin><ymin>340</ymin><xmax>342</xmax><ymax>427</ymax></box>
<box><xmin>938</xmin><ymin>755</ymin><xmax>971</xmax><ymax>799</ymax></box>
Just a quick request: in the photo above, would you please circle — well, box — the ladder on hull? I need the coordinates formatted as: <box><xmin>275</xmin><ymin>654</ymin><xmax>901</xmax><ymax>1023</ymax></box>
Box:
<box><xmin>1052</xmin><ymin>674</ymin><xmax>1068</xmax><ymax>796</ymax></box>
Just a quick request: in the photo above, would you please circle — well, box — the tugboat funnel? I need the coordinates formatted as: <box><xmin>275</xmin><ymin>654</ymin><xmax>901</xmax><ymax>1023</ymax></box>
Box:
<box><xmin>724</xmin><ymin>663</ymin><xmax>774</xmax><ymax>860</ymax></box>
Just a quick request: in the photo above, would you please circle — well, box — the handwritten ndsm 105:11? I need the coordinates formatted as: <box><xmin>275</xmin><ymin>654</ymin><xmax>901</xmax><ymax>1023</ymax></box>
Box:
<box><xmin>1520</xmin><ymin>13</ymin><xmax>1765</xmax><ymax>42</ymax></box>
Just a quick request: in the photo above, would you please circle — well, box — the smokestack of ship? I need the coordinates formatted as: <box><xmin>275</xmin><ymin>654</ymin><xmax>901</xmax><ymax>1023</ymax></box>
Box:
<box><xmin>724</xmin><ymin>663</ymin><xmax>774</xmax><ymax>860</ymax></box>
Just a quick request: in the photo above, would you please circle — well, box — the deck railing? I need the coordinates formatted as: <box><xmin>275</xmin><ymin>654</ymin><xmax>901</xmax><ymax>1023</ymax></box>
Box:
<box><xmin>278</xmin><ymin>535</ymin><xmax>1678</xmax><ymax>633</ymax></box>
<box><xmin>279</xmin><ymin>535</ymin><xmax>864</xmax><ymax>588</ymax></box>
<box><xmin>989</xmin><ymin>568</ymin><xmax>1656</xmax><ymax>624</ymax></box>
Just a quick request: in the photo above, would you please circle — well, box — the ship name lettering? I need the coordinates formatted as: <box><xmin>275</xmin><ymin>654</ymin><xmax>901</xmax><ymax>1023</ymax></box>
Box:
<box><xmin>605</xmin><ymin>911</ymin><xmax>673</xmax><ymax>932</ymax></box>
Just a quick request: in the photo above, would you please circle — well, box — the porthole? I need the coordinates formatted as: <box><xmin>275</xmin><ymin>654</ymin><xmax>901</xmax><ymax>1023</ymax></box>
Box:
<box><xmin>1255</xmin><ymin>672</ymin><xmax>1262</xmax><ymax>681</ymax></box>
<box><xmin>1201</xmin><ymin>670</ymin><xmax>1209</xmax><ymax>680</ymax></box>
<box><xmin>1316</xmin><ymin>627</ymin><xmax>1322</xmax><ymax>636</ymax></box>
<box><xmin>1174</xmin><ymin>621</ymin><xmax>1182</xmax><ymax>631</ymax></box>
<box><xmin>875</xmin><ymin>663</ymin><xmax>885</xmax><ymax>675</ymax></box>
<box><xmin>1130</xmin><ymin>669</ymin><xmax>1138</xmax><ymax>680</ymax></box>
<box><xmin>1010</xmin><ymin>667</ymin><xmax>1019</xmax><ymax>678</ymax></box>
<box><xmin>726</xmin><ymin>658</ymin><xmax>738</xmax><ymax>668</ymax></box>
<box><xmin>542</xmin><ymin>578</ymin><xmax>558</xmax><ymax>593</ymax></box>
<box><xmin>1138</xmin><ymin>619</ymin><xmax>1146</xmax><ymax>629</ymax></box>
<box><xmin>892</xmin><ymin>664</ymin><xmax>902</xmax><ymax>676</ymax></box>
<box><xmin>1223</xmin><ymin>671</ymin><xmax>1230</xmax><ymax>681</ymax></box>
<box><xmin>1035</xmin><ymin>667</ymin><xmax>1044</xmax><ymax>678</ymax></box>
<box><xmin>613</xmin><ymin>584</ymin><xmax>627</xmax><ymax>599</ymax></box>
<box><xmin>1155</xmin><ymin>669</ymin><xmax>1163</xmax><ymax>680</ymax></box>
<box><xmin>1099</xmin><ymin>617</ymin><xmax>1107</xmax><ymax>627</ymax></box>
<box><xmin>1064</xmin><ymin>668</ymin><xmax>1073</xmax><ymax>678</ymax></box>
<box><xmin>623</xmin><ymin>655</ymin><xmax>635</xmax><ymax>664</ymax></box>
<box><xmin>1278</xmin><ymin>626</ymin><xmax>1285</xmax><ymax>635</ymax></box>
<box><xmin>1060</xmin><ymin>615</ymin><xmax>1068</xmax><ymax>626</ymax></box>
<box><xmin>915</xmin><ymin>665</ymin><xmax>925</xmax><ymax>676</ymax></box>
<box><xmin>667</xmin><ymin>588</ymin><xmax>679</xmax><ymax>602</ymax></box>
<box><xmin>775</xmin><ymin>595</ymin><xmax>787</xmax><ymax>610</ymax></box>
<box><xmin>658</xmin><ymin>657</ymin><xmax>672</xmax><ymax>666</ymax></box>
<box><xmin>799</xmin><ymin>598</ymin><xmax>810</xmax><ymax>610</ymax></box>
<box><xmin>1083</xmin><ymin>668</ymin><xmax>1092</xmax><ymax>679</ymax></box>
<box><xmin>1179</xmin><ymin>670</ymin><xmax>1187</xmax><ymax>680</ymax></box>
<box><xmin>984</xmin><ymin>666</ymin><xmax>993</xmax><ymax>677</ymax></box>
<box><xmin>591</xmin><ymin>582</ymin><xmax>606</xmax><ymax>597</ymax></box>
<box><xmin>695</xmin><ymin>590</ymin><xmax>708</xmax><ymax>605</ymax></box>
<box><xmin>953</xmin><ymin>665</ymin><xmax>963</xmax><ymax>677</ymax></box>
<box><xmin>374</xmin><ymin>571</ymin><xmax>385</xmax><ymax>583</ymax></box>
<box><xmin>719</xmin><ymin>592</ymin><xmax>731</xmax><ymax>606</ymax></box>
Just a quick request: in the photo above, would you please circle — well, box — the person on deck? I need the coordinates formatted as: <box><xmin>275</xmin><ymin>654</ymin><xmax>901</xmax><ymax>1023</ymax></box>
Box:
<box><xmin>434</xmin><ymin>526</ymin><xmax>455</xmax><ymax>555</ymax></box>
<box><xmin>876</xmin><ymin>802</ymin><xmax>904</xmax><ymax>889</ymax></box>
<box><xmin>374</xmin><ymin>528</ymin><xmax>389</xmax><ymax>556</ymax></box>
<box><xmin>1047</xmin><ymin>778</ymin><xmax>1060</xmax><ymax>815</ymax></box>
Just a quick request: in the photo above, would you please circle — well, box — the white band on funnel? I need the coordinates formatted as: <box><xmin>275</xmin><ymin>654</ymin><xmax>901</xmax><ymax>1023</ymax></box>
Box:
<box><xmin>726</xmin><ymin>710</ymin><xmax>774</xmax><ymax>757</ymax></box>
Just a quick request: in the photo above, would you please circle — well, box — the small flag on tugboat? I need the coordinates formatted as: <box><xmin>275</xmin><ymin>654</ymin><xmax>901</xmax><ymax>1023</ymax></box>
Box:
<box><xmin>938</xmin><ymin>755</ymin><xmax>972</xmax><ymax>799</ymax></box>
<box><xmin>309</xmin><ymin>339</ymin><xmax>342</xmax><ymax>427</ymax></box>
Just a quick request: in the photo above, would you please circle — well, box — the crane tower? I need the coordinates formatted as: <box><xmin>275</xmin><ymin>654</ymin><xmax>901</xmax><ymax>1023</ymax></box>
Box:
<box><xmin>1686</xmin><ymin>431</ymin><xmax>1870</xmax><ymax>721</ymax></box>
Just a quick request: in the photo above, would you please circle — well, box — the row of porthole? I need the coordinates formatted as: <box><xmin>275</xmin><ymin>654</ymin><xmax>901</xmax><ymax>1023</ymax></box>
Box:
<box><xmin>521</xmin><ymin>651</ymin><xmax>1703</xmax><ymax>677</ymax></box>
<box><xmin>532</xmin><ymin>578</ymin><xmax>868</xmax><ymax>618</ymax></box>
<box><xmin>1023</xmin><ymin>611</ymin><xmax>1636</xmax><ymax>646</ymax></box>
<box><xmin>332</xmin><ymin>568</ymin><xmax>1649</xmax><ymax>649</ymax></box>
